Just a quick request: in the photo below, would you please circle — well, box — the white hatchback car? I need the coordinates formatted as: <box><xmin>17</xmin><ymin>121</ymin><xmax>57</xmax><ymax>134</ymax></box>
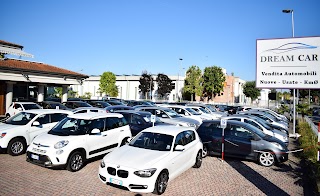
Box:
<box><xmin>0</xmin><ymin>109</ymin><xmax>72</xmax><ymax>156</ymax></box>
<box><xmin>26</xmin><ymin>112</ymin><xmax>132</xmax><ymax>172</ymax></box>
<box><xmin>98</xmin><ymin>126</ymin><xmax>203</xmax><ymax>195</ymax></box>
<box><xmin>5</xmin><ymin>102</ymin><xmax>42</xmax><ymax>117</ymax></box>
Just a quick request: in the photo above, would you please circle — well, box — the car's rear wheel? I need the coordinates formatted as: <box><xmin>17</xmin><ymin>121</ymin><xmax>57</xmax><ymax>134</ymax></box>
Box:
<box><xmin>202</xmin><ymin>145</ymin><xmax>208</xmax><ymax>158</ymax></box>
<box><xmin>258</xmin><ymin>151</ymin><xmax>275</xmax><ymax>167</ymax></box>
<box><xmin>153</xmin><ymin>171</ymin><xmax>169</xmax><ymax>195</ymax></box>
<box><xmin>193</xmin><ymin>150</ymin><xmax>202</xmax><ymax>168</ymax></box>
<box><xmin>66</xmin><ymin>151</ymin><xmax>85</xmax><ymax>172</ymax></box>
<box><xmin>7</xmin><ymin>138</ymin><xmax>26</xmax><ymax>156</ymax></box>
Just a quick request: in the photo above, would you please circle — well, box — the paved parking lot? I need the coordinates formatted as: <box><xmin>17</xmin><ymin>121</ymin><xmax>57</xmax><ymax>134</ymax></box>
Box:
<box><xmin>0</xmin><ymin>139</ymin><xmax>306</xmax><ymax>196</ymax></box>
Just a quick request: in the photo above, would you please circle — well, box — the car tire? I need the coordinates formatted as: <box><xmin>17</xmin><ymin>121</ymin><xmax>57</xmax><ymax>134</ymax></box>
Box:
<box><xmin>7</xmin><ymin>138</ymin><xmax>26</xmax><ymax>156</ymax></box>
<box><xmin>258</xmin><ymin>151</ymin><xmax>275</xmax><ymax>167</ymax></box>
<box><xmin>193</xmin><ymin>150</ymin><xmax>203</xmax><ymax>168</ymax></box>
<box><xmin>66</xmin><ymin>151</ymin><xmax>85</xmax><ymax>172</ymax></box>
<box><xmin>153</xmin><ymin>171</ymin><xmax>169</xmax><ymax>195</ymax></box>
<box><xmin>202</xmin><ymin>145</ymin><xmax>208</xmax><ymax>158</ymax></box>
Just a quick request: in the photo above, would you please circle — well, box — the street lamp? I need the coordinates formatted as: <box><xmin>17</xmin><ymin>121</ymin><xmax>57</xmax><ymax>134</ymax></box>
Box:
<box><xmin>282</xmin><ymin>9</ymin><xmax>297</xmax><ymax>136</ymax></box>
<box><xmin>178</xmin><ymin>58</ymin><xmax>183</xmax><ymax>102</ymax></box>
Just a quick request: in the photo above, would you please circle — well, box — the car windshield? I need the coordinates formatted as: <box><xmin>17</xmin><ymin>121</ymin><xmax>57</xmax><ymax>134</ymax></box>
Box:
<box><xmin>206</xmin><ymin>105</ymin><xmax>217</xmax><ymax>112</ymax></box>
<box><xmin>250</xmin><ymin>116</ymin><xmax>272</xmax><ymax>130</ymax></box>
<box><xmin>163</xmin><ymin>109</ymin><xmax>181</xmax><ymax>118</ymax></box>
<box><xmin>245</xmin><ymin>123</ymin><xmax>267</xmax><ymax>138</ymax></box>
<box><xmin>76</xmin><ymin>102</ymin><xmax>92</xmax><ymax>107</ymax></box>
<box><xmin>185</xmin><ymin>108</ymin><xmax>200</xmax><ymax>115</ymax></box>
<box><xmin>198</xmin><ymin>107</ymin><xmax>209</xmax><ymax>114</ymax></box>
<box><xmin>49</xmin><ymin>117</ymin><xmax>93</xmax><ymax>136</ymax></box>
<box><xmin>5</xmin><ymin>112</ymin><xmax>36</xmax><ymax>125</ymax></box>
<box><xmin>23</xmin><ymin>104</ymin><xmax>41</xmax><ymax>110</ymax></box>
<box><xmin>129</xmin><ymin>132</ymin><xmax>174</xmax><ymax>151</ymax></box>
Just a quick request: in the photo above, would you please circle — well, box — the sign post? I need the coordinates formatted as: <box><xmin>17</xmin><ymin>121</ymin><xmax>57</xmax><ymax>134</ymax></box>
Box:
<box><xmin>220</xmin><ymin>119</ymin><xmax>227</xmax><ymax>162</ymax></box>
<box><xmin>150</xmin><ymin>115</ymin><xmax>156</xmax><ymax>127</ymax></box>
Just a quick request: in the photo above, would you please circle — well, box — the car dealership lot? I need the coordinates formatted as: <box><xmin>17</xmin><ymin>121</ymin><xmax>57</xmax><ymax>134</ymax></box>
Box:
<box><xmin>1</xmin><ymin>142</ymin><xmax>304</xmax><ymax>196</ymax></box>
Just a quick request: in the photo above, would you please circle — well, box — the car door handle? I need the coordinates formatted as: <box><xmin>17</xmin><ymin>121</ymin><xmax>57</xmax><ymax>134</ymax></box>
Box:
<box><xmin>120</xmin><ymin>130</ymin><xmax>124</xmax><ymax>132</ymax></box>
<box><xmin>102</xmin><ymin>134</ymin><xmax>107</xmax><ymax>137</ymax></box>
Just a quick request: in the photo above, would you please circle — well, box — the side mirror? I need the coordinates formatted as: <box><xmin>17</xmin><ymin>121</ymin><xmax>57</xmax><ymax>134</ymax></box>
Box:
<box><xmin>91</xmin><ymin>128</ymin><xmax>101</xmax><ymax>134</ymax></box>
<box><xmin>161</xmin><ymin>114</ymin><xmax>168</xmax><ymax>118</ymax></box>
<box><xmin>32</xmin><ymin>121</ymin><xmax>40</xmax><ymax>126</ymax></box>
<box><xmin>17</xmin><ymin>108</ymin><xmax>22</xmax><ymax>111</ymax></box>
<box><xmin>127</xmin><ymin>137</ymin><xmax>133</xmax><ymax>143</ymax></box>
<box><xmin>174</xmin><ymin>145</ymin><xmax>185</xmax><ymax>151</ymax></box>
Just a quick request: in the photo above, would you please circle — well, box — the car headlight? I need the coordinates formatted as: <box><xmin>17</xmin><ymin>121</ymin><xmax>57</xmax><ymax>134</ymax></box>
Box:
<box><xmin>271</xmin><ymin>142</ymin><xmax>284</xmax><ymax>150</ymax></box>
<box><xmin>134</xmin><ymin>168</ymin><xmax>157</xmax><ymax>177</ymax></box>
<box><xmin>100</xmin><ymin>159</ymin><xmax>105</xmax><ymax>168</ymax></box>
<box><xmin>54</xmin><ymin>140</ymin><xmax>69</xmax><ymax>149</ymax></box>
<box><xmin>0</xmin><ymin>132</ymin><xmax>6</xmax><ymax>138</ymax></box>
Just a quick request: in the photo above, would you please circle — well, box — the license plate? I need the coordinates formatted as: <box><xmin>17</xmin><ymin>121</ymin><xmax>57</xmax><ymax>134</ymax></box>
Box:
<box><xmin>109</xmin><ymin>178</ymin><xmax>123</xmax><ymax>186</ymax></box>
<box><xmin>31</xmin><ymin>154</ymin><xmax>39</xmax><ymax>160</ymax></box>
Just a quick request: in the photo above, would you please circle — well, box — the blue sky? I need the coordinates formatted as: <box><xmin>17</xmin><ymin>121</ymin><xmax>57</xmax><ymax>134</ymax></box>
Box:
<box><xmin>2</xmin><ymin>0</ymin><xmax>320</xmax><ymax>81</ymax></box>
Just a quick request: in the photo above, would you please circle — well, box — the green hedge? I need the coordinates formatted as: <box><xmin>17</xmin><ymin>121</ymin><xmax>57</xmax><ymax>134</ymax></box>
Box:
<box><xmin>297</xmin><ymin>120</ymin><xmax>320</xmax><ymax>190</ymax></box>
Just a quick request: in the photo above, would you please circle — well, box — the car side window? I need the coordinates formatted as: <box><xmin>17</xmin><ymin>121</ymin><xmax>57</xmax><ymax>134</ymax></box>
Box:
<box><xmin>132</xmin><ymin>114</ymin><xmax>144</xmax><ymax>125</ymax></box>
<box><xmin>244</xmin><ymin>119</ymin><xmax>262</xmax><ymax>130</ymax></box>
<box><xmin>232</xmin><ymin>125</ymin><xmax>254</xmax><ymax>140</ymax></box>
<box><xmin>36</xmin><ymin>114</ymin><xmax>50</xmax><ymax>125</ymax></box>
<box><xmin>50</xmin><ymin>113</ymin><xmax>68</xmax><ymax>123</ymax></box>
<box><xmin>175</xmin><ymin>132</ymin><xmax>186</xmax><ymax>146</ymax></box>
<box><xmin>14</xmin><ymin>104</ymin><xmax>22</xmax><ymax>109</ymax></box>
<box><xmin>184</xmin><ymin>130</ymin><xmax>196</xmax><ymax>145</ymax></box>
<box><xmin>229</xmin><ymin>118</ymin><xmax>241</xmax><ymax>122</ymax></box>
<box><xmin>105</xmin><ymin>117</ymin><xmax>119</xmax><ymax>130</ymax></box>
<box><xmin>92</xmin><ymin>118</ymin><xmax>106</xmax><ymax>132</ymax></box>
<box><xmin>144</xmin><ymin>109</ymin><xmax>156</xmax><ymax>115</ymax></box>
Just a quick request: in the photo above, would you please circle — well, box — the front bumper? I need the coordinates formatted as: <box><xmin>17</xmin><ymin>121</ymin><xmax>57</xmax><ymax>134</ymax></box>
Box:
<box><xmin>26</xmin><ymin>151</ymin><xmax>66</xmax><ymax>169</ymax></box>
<box><xmin>99</xmin><ymin>163</ymin><xmax>158</xmax><ymax>193</ymax></box>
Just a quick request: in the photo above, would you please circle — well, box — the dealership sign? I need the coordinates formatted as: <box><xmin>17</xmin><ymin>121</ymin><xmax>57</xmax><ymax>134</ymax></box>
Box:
<box><xmin>256</xmin><ymin>36</ymin><xmax>320</xmax><ymax>89</ymax></box>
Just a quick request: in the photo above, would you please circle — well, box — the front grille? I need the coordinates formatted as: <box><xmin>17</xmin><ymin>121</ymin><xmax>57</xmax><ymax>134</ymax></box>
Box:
<box><xmin>26</xmin><ymin>152</ymin><xmax>51</xmax><ymax>166</ymax></box>
<box><xmin>117</xmin><ymin>170</ymin><xmax>128</xmax><ymax>178</ymax></box>
<box><xmin>107</xmin><ymin>167</ymin><xmax>129</xmax><ymax>178</ymax></box>
<box><xmin>107</xmin><ymin>167</ymin><xmax>116</xmax><ymax>176</ymax></box>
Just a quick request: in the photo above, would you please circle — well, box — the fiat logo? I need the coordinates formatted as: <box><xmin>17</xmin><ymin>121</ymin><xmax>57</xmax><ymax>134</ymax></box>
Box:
<box><xmin>117</xmin><ymin>165</ymin><xmax>120</xmax><ymax>168</ymax></box>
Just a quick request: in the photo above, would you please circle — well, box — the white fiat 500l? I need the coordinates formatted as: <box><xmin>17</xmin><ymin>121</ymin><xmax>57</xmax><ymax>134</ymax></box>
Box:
<box><xmin>26</xmin><ymin>112</ymin><xmax>132</xmax><ymax>172</ymax></box>
<box><xmin>0</xmin><ymin>109</ymin><xmax>72</xmax><ymax>156</ymax></box>
<box><xmin>98</xmin><ymin>126</ymin><xmax>203</xmax><ymax>195</ymax></box>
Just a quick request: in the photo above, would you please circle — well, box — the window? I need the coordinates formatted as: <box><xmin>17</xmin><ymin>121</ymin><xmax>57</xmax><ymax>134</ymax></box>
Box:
<box><xmin>244</xmin><ymin>119</ymin><xmax>262</xmax><ymax>130</ymax></box>
<box><xmin>229</xmin><ymin>118</ymin><xmax>241</xmax><ymax>122</ymax></box>
<box><xmin>92</xmin><ymin>118</ymin><xmax>105</xmax><ymax>132</ymax></box>
<box><xmin>14</xmin><ymin>104</ymin><xmax>22</xmax><ymax>109</ymax></box>
<box><xmin>36</xmin><ymin>114</ymin><xmax>50</xmax><ymax>125</ymax></box>
<box><xmin>105</xmin><ymin>117</ymin><xmax>128</xmax><ymax>130</ymax></box>
<box><xmin>184</xmin><ymin>130</ymin><xmax>196</xmax><ymax>144</ymax></box>
<box><xmin>175</xmin><ymin>132</ymin><xmax>186</xmax><ymax>146</ymax></box>
<box><xmin>50</xmin><ymin>113</ymin><xmax>68</xmax><ymax>123</ymax></box>
<box><xmin>232</xmin><ymin>125</ymin><xmax>254</xmax><ymax>139</ymax></box>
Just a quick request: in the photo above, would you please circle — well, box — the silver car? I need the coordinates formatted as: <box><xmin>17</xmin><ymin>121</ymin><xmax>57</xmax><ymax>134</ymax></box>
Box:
<box><xmin>135</xmin><ymin>106</ymin><xmax>201</xmax><ymax>129</ymax></box>
<box><xmin>222</xmin><ymin>115</ymin><xmax>288</xmax><ymax>145</ymax></box>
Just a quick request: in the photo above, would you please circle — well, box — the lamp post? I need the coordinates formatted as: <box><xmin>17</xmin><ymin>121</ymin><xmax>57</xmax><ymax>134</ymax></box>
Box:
<box><xmin>178</xmin><ymin>58</ymin><xmax>183</xmax><ymax>102</ymax></box>
<box><xmin>282</xmin><ymin>9</ymin><xmax>297</xmax><ymax>135</ymax></box>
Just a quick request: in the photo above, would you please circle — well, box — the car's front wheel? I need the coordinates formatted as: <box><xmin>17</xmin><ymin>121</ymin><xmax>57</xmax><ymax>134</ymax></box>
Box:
<box><xmin>193</xmin><ymin>150</ymin><xmax>203</xmax><ymax>168</ymax></box>
<box><xmin>66</xmin><ymin>151</ymin><xmax>85</xmax><ymax>172</ymax></box>
<box><xmin>7</xmin><ymin>138</ymin><xmax>26</xmax><ymax>156</ymax></box>
<box><xmin>258</xmin><ymin>151</ymin><xmax>275</xmax><ymax>167</ymax></box>
<box><xmin>153</xmin><ymin>171</ymin><xmax>169</xmax><ymax>195</ymax></box>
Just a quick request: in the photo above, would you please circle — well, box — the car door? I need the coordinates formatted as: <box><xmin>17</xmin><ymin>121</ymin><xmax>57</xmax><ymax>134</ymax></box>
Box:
<box><xmin>225</xmin><ymin>124</ymin><xmax>257</xmax><ymax>158</ymax></box>
<box><xmin>169</xmin><ymin>131</ymin><xmax>197</xmax><ymax>179</ymax></box>
<box><xmin>28</xmin><ymin>114</ymin><xmax>52</xmax><ymax>142</ymax></box>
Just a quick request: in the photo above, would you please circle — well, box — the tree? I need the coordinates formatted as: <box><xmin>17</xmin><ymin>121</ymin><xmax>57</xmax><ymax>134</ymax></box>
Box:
<box><xmin>202</xmin><ymin>66</ymin><xmax>226</xmax><ymax>101</ymax></box>
<box><xmin>99</xmin><ymin>71</ymin><xmax>118</xmax><ymax>97</ymax></box>
<box><xmin>54</xmin><ymin>87</ymin><xmax>62</xmax><ymax>98</ymax></box>
<box><xmin>139</xmin><ymin>71</ymin><xmax>154</xmax><ymax>99</ymax></box>
<box><xmin>183</xmin><ymin>65</ymin><xmax>203</xmax><ymax>101</ymax></box>
<box><xmin>156</xmin><ymin>73</ymin><xmax>174</xmax><ymax>99</ymax></box>
<box><xmin>243</xmin><ymin>81</ymin><xmax>260</xmax><ymax>103</ymax></box>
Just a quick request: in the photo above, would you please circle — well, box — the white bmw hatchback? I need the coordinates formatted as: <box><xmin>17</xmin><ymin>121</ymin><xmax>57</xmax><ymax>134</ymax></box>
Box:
<box><xmin>26</xmin><ymin>112</ymin><xmax>132</xmax><ymax>172</ymax></box>
<box><xmin>98</xmin><ymin>126</ymin><xmax>203</xmax><ymax>195</ymax></box>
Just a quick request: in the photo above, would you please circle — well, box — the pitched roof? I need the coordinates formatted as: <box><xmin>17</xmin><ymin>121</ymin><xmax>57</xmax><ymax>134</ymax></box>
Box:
<box><xmin>0</xmin><ymin>58</ymin><xmax>88</xmax><ymax>78</ymax></box>
<box><xmin>0</xmin><ymin>40</ymin><xmax>23</xmax><ymax>49</ymax></box>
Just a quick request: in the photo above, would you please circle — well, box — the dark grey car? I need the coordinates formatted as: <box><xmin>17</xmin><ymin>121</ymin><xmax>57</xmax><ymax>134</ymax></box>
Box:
<box><xmin>196</xmin><ymin>120</ymin><xmax>288</xmax><ymax>167</ymax></box>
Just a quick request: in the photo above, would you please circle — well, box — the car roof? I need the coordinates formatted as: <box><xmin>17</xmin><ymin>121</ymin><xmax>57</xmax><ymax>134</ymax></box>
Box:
<box><xmin>72</xmin><ymin>107</ymin><xmax>105</xmax><ymax>111</ymax></box>
<box><xmin>135</xmin><ymin>106</ymin><xmax>170</xmax><ymax>110</ymax></box>
<box><xmin>21</xmin><ymin>109</ymin><xmax>72</xmax><ymax>114</ymax></box>
<box><xmin>68</xmin><ymin>112</ymin><xmax>123</xmax><ymax>119</ymax></box>
<box><xmin>116</xmin><ymin>110</ymin><xmax>151</xmax><ymax>115</ymax></box>
<box><xmin>202</xmin><ymin>119</ymin><xmax>250</xmax><ymax>126</ymax></box>
<box><xmin>141</xmin><ymin>125</ymin><xmax>195</xmax><ymax>136</ymax></box>
<box><xmin>13</xmin><ymin>102</ymin><xmax>39</xmax><ymax>104</ymax></box>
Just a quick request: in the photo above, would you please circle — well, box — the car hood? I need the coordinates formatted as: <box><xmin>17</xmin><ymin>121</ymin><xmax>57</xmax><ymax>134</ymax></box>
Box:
<box><xmin>262</xmin><ymin>135</ymin><xmax>287</xmax><ymax>149</ymax></box>
<box><xmin>104</xmin><ymin>145</ymin><xmax>170</xmax><ymax>169</ymax></box>
<box><xmin>32</xmin><ymin>133</ymin><xmax>80</xmax><ymax>146</ymax></box>
<box><xmin>0</xmin><ymin>123</ymin><xmax>25</xmax><ymax>132</ymax></box>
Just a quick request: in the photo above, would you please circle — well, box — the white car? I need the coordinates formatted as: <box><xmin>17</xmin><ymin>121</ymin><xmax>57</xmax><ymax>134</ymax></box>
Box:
<box><xmin>71</xmin><ymin>107</ymin><xmax>107</xmax><ymax>114</ymax></box>
<box><xmin>5</xmin><ymin>102</ymin><xmax>42</xmax><ymax>117</ymax></box>
<box><xmin>98</xmin><ymin>126</ymin><xmax>203</xmax><ymax>195</ymax></box>
<box><xmin>26</xmin><ymin>112</ymin><xmax>132</xmax><ymax>172</ymax></box>
<box><xmin>187</xmin><ymin>106</ymin><xmax>218</xmax><ymax>120</ymax></box>
<box><xmin>164</xmin><ymin>105</ymin><xmax>212</xmax><ymax>123</ymax></box>
<box><xmin>0</xmin><ymin>109</ymin><xmax>72</xmax><ymax>156</ymax></box>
